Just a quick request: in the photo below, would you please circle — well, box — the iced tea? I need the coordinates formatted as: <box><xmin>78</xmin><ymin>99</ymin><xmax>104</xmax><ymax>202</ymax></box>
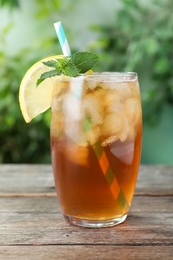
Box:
<box><xmin>51</xmin><ymin>72</ymin><xmax>142</xmax><ymax>227</ymax></box>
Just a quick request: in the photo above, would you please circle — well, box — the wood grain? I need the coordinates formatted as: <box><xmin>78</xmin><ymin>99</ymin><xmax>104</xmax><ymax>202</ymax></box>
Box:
<box><xmin>0</xmin><ymin>246</ymin><xmax>173</xmax><ymax>260</ymax></box>
<box><xmin>0</xmin><ymin>165</ymin><xmax>54</xmax><ymax>194</ymax></box>
<box><xmin>0</xmin><ymin>196</ymin><xmax>172</xmax><ymax>245</ymax></box>
<box><xmin>0</xmin><ymin>164</ymin><xmax>173</xmax><ymax>195</ymax></box>
<box><xmin>0</xmin><ymin>196</ymin><xmax>173</xmax><ymax>213</ymax></box>
<box><xmin>0</xmin><ymin>164</ymin><xmax>173</xmax><ymax>259</ymax></box>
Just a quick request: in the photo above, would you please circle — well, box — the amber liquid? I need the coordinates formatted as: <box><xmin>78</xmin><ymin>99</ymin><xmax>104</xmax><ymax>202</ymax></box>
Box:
<box><xmin>50</xmin><ymin>74</ymin><xmax>142</xmax><ymax>222</ymax></box>
<box><xmin>51</xmin><ymin>123</ymin><xmax>142</xmax><ymax>221</ymax></box>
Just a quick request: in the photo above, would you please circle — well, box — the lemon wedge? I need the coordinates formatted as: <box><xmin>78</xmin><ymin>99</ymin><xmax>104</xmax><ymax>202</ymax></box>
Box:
<box><xmin>19</xmin><ymin>55</ymin><xmax>63</xmax><ymax>123</ymax></box>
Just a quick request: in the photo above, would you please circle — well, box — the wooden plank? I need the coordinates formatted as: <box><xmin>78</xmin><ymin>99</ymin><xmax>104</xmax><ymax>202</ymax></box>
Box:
<box><xmin>0</xmin><ymin>197</ymin><xmax>172</xmax><ymax>245</ymax></box>
<box><xmin>0</xmin><ymin>165</ymin><xmax>55</xmax><ymax>194</ymax></box>
<box><xmin>137</xmin><ymin>165</ymin><xmax>173</xmax><ymax>195</ymax></box>
<box><xmin>0</xmin><ymin>212</ymin><xmax>172</xmax><ymax>245</ymax></box>
<box><xmin>0</xmin><ymin>196</ymin><xmax>173</xmax><ymax>213</ymax></box>
<box><xmin>0</xmin><ymin>245</ymin><xmax>173</xmax><ymax>260</ymax></box>
<box><xmin>0</xmin><ymin>164</ymin><xmax>173</xmax><ymax>195</ymax></box>
<box><xmin>0</xmin><ymin>165</ymin><xmax>173</xmax><ymax>258</ymax></box>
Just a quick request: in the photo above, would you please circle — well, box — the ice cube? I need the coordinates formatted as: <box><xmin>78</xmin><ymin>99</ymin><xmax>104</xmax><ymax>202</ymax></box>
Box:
<box><xmin>51</xmin><ymin>94</ymin><xmax>64</xmax><ymax>113</ymax></box>
<box><xmin>106</xmin><ymin>102</ymin><xmax>124</xmax><ymax>114</ymax></box>
<box><xmin>66</xmin><ymin>141</ymin><xmax>89</xmax><ymax>166</ymax></box>
<box><xmin>65</xmin><ymin>121</ymin><xmax>88</xmax><ymax>147</ymax></box>
<box><xmin>117</xmin><ymin>82</ymin><xmax>132</xmax><ymax>99</ymax></box>
<box><xmin>125</xmin><ymin>97</ymin><xmax>141</xmax><ymax>125</ymax></box>
<box><xmin>92</xmin><ymin>87</ymin><xmax>107</xmax><ymax>102</ymax></box>
<box><xmin>85</xmin><ymin>126</ymin><xmax>100</xmax><ymax>145</ymax></box>
<box><xmin>101</xmin><ymin>113</ymin><xmax>122</xmax><ymax>138</ymax></box>
<box><xmin>128</xmin><ymin>125</ymin><xmax>136</xmax><ymax>141</ymax></box>
<box><xmin>51</xmin><ymin>77</ymin><xmax>70</xmax><ymax>112</ymax></box>
<box><xmin>82</xmin><ymin>93</ymin><xmax>104</xmax><ymax>126</ymax></box>
<box><xmin>110</xmin><ymin>139</ymin><xmax>135</xmax><ymax>165</ymax></box>
<box><xmin>53</xmin><ymin>76</ymin><xmax>70</xmax><ymax>96</ymax></box>
<box><xmin>107</xmin><ymin>89</ymin><xmax>120</xmax><ymax>102</ymax></box>
<box><xmin>101</xmin><ymin>135</ymin><xmax>118</xmax><ymax>147</ymax></box>
<box><xmin>51</xmin><ymin>112</ymin><xmax>64</xmax><ymax>138</ymax></box>
<box><xmin>118</xmin><ymin>117</ymin><xmax>130</xmax><ymax>142</ymax></box>
<box><xmin>97</xmin><ymin>81</ymin><xmax>117</xmax><ymax>89</ymax></box>
<box><xmin>85</xmin><ymin>78</ymin><xmax>97</xmax><ymax>90</ymax></box>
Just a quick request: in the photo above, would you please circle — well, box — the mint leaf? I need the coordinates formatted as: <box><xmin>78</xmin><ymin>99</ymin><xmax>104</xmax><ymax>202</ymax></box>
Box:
<box><xmin>36</xmin><ymin>51</ymin><xmax>99</xmax><ymax>87</ymax></box>
<box><xmin>60</xmin><ymin>59</ymin><xmax>79</xmax><ymax>77</ymax></box>
<box><xmin>71</xmin><ymin>52</ymin><xmax>99</xmax><ymax>73</ymax></box>
<box><xmin>36</xmin><ymin>69</ymin><xmax>61</xmax><ymax>86</ymax></box>
<box><xmin>43</xmin><ymin>60</ymin><xmax>59</xmax><ymax>68</ymax></box>
<box><xmin>56</xmin><ymin>57</ymin><xmax>70</xmax><ymax>69</ymax></box>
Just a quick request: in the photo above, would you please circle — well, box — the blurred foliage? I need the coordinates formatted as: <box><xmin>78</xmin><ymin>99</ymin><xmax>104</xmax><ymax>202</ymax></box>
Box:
<box><xmin>0</xmin><ymin>0</ymin><xmax>74</xmax><ymax>163</ymax></box>
<box><xmin>0</xmin><ymin>49</ymin><xmax>51</xmax><ymax>163</ymax></box>
<box><xmin>0</xmin><ymin>0</ymin><xmax>173</xmax><ymax>163</ymax></box>
<box><xmin>89</xmin><ymin>0</ymin><xmax>173</xmax><ymax>125</ymax></box>
<box><xmin>0</xmin><ymin>0</ymin><xmax>19</xmax><ymax>9</ymax></box>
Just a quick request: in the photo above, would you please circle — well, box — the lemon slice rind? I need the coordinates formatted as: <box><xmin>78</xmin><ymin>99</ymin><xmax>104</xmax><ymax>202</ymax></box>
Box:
<box><xmin>19</xmin><ymin>55</ymin><xmax>63</xmax><ymax>123</ymax></box>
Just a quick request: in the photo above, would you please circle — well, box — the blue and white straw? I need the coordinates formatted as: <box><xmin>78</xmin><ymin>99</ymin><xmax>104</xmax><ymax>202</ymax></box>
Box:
<box><xmin>54</xmin><ymin>21</ymin><xmax>71</xmax><ymax>57</ymax></box>
<box><xmin>54</xmin><ymin>21</ymin><xmax>82</xmax><ymax>98</ymax></box>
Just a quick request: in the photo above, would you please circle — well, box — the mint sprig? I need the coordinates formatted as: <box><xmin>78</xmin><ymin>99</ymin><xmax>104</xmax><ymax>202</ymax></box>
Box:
<box><xmin>71</xmin><ymin>52</ymin><xmax>99</xmax><ymax>73</ymax></box>
<box><xmin>36</xmin><ymin>52</ymin><xmax>99</xmax><ymax>86</ymax></box>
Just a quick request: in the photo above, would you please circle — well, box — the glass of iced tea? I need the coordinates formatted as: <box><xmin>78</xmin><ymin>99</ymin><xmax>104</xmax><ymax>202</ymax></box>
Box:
<box><xmin>50</xmin><ymin>72</ymin><xmax>142</xmax><ymax>228</ymax></box>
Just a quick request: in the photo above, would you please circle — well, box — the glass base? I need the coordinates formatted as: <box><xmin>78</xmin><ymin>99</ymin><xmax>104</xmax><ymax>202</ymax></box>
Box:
<box><xmin>64</xmin><ymin>214</ymin><xmax>127</xmax><ymax>228</ymax></box>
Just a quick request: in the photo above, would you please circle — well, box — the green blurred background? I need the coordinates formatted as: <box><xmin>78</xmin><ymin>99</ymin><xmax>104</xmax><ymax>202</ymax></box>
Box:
<box><xmin>0</xmin><ymin>0</ymin><xmax>173</xmax><ymax>164</ymax></box>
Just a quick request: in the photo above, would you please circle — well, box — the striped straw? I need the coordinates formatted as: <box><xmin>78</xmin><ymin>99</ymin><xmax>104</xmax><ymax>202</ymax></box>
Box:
<box><xmin>93</xmin><ymin>142</ymin><xmax>127</xmax><ymax>208</ymax></box>
<box><xmin>53</xmin><ymin>21</ymin><xmax>128</xmax><ymax>209</ymax></box>
<box><xmin>83</xmin><ymin>117</ymin><xmax>127</xmax><ymax>208</ymax></box>
<box><xmin>54</xmin><ymin>21</ymin><xmax>71</xmax><ymax>57</ymax></box>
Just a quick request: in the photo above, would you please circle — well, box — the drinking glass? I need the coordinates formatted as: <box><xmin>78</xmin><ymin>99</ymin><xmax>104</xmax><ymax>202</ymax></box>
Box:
<box><xmin>50</xmin><ymin>72</ymin><xmax>142</xmax><ymax>228</ymax></box>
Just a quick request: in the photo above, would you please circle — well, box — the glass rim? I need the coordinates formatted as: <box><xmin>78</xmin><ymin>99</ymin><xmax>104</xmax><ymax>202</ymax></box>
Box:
<box><xmin>79</xmin><ymin>72</ymin><xmax>138</xmax><ymax>82</ymax></box>
<box><xmin>90</xmin><ymin>71</ymin><xmax>137</xmax><ymax>75</ymax></box>
<box><xmin>57</xmin><ymin>72</ymin><xmax>138</xmax><ymax>83</ymax></box>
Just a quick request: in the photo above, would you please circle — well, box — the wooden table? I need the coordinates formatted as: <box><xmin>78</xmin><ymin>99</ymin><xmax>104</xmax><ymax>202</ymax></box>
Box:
<box><xmin>0</xmin><ymin>165</ymin><xmax>173</xmax><ymax>260</ymax></box>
